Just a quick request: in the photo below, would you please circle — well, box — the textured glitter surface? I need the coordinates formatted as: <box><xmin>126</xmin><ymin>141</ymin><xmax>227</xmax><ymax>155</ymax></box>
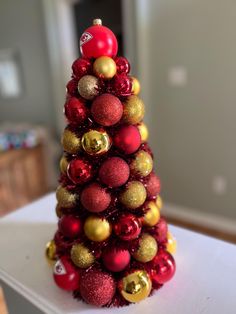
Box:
<box><xmin>119</xmin><ymin>181</ymin><xmax>147</xmax><ymax>209</ymax></box>
<box><xmin>61</xmin><ymin>129</ymin><xmax>81</xmax><ymax>154</ymax></box>
<box><xmin>56</xmin><ymin>186</ymin><xmax>77</xmax><ymax>208</ymax></box>
<box><xmin>133</xmin><ymin>233</ymin><xmax>158</xmax><ymax>263</ymax></box>
<box><xmin>81</xmin><ymin>182</ymin><xmax>111</xmax><ymax>212</ymax></box>
<box><xmin>130</xmin><ymin>150</ymin><xmax>153</xmax><ymax>177</ymax></box>
<box><xmin>123</xmin><ymin>95</ymin><xmax>145</xmax><ymax>124</ymax></box>
<box><xmin>77</xmin><ymin>75</ymin><xmax>99</xmax><ymax>100</ymax></box>
<box><xmin>70</xmin><ymin>243</ymin><xmax>95</xmax><ymax>268</ymax></box>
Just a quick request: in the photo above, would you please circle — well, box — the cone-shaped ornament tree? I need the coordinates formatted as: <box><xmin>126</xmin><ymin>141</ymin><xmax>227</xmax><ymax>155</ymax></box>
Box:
<box><xmin>47</xmin><ymin>19</ymin><xmax>176</xmax><ymax>307</ymax></box>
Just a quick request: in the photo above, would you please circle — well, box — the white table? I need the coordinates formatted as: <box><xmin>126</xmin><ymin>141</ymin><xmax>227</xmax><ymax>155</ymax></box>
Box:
<box><xmin>0</xmin><ymin>193</ymin><xmax>236</xmax><ymax>314</ymax></box>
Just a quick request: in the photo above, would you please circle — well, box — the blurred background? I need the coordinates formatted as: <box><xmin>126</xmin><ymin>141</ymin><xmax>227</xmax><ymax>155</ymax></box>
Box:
<box><xmin>0</xmin><ymin>0</ymin><xmax>235</xmax><ymax>242</ymax></box>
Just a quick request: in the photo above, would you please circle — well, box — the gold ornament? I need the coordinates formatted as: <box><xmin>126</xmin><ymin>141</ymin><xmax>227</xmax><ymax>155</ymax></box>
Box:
<box><xmin>156</xmin><ymin>195</ymin><xmax>163</xmax><ymax>210</ymax></box>
<box><xmin>123</xmin><ymin>95</ymin><xmax>145</xmax><ymax>125</ymax></box>
<box><xmin>131</xmin><ymin>77</ymin><xmax>141</xmax><ymax>95</ymax></box>
<box><xmin>56</xmin><ymin>185</ymin><xmax>77</xmax><ymax>208</ymax></box>
<box><xmin>81</xmin><ymin>129</ymin><xmax>111</xmax><ymax>155</ymax></box>
<box><xmin>132</xmin><ymin>233</ymin><xmax>157</xmax><ymax>263</ymax></box>
<box><xmin>137</xmin><ymin>122</ymin><xmax>149</xmax><ymax>143</ymax></box>
<box><xmin>93</xmin><ymin>56</ymin><xmax>117</xmax><ymax>80</ymax></box>
<box><xmin>119</xmin><ymin>181</ymin><xmax>146</xmax><ymax>209</ymax></box>
<box><xmin>70</xmin><ymin>243</ymin><xmax>95</xmax><ymax>268</ymax></box>
<box><xmin>78</xmin><ymin>75</ymin><xmax>99</xmax><ymax>100</ymax></box>
<box><xmin>130</xmin><ymin>150</ymin><xmax>153</xmax><ymax>177</ymax></box>
<box><xmin>61</xmin><ymin>129</ymin><xmax>81</xmax><ymax>154</ymax></box>
<box><xmin>84</xmin><ymin>215</ymin><xmax>111</xmax><ymax>242</ymax></box>
<box><xmin>59</xmin><ymin>155</ymin><xmax>69</xmax><ymax>174</ymax></box>
<box><xmin>166</xmin><ymin>232</ymin><xmax>177</xmax><ymax>255</ymax></box>
<box><xmin>45</xmin><ymin>240</ymin><xmax>57</xmax><ymax>265</ymax></box>
<box><xmin>119</xmin><ymin>270</ymin><xmax>152</xmax><ymax>303</ymax></box>
<box><xmin>55</xmin><ymin>203</ymin><xmax>63</xmax><ymax>218</ymax></box>
<box><xmin>143</xmin><ymin>201</ymin><xmax>160</xmax><ymax>227</ymax></box>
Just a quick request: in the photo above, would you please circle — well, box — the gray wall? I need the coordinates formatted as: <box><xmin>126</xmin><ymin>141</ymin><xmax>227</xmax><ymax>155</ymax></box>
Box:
<box><xmin>0</xmin><ymin>0</ymin><xmax>56</xmax><ymax>130</ymax></box>
<box><xmin>148</xmin><ymin>0</ymin><xmax>236</xmax><ymax>219</ymax></box>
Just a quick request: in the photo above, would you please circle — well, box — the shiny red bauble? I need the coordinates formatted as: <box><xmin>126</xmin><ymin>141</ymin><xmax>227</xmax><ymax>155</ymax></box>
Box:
<box><xmin>115</xmin><ymin>57</ymin><xmax>130</xmax><ymax>74</ymax></box>
<box><xmin>150</xmin><ymin>251</ymin><xmax>176</xmax><ymax>285</ymax></box>
<box><xmin>99</xmin><ymin>157</ymin><xmax>130</xmax><ymax>187</ymax></box>
<box><xmin>102</xmin><ymin>247</ymin><xmax>130</xmax><ymax>272</ymax></box>
<box><xmin>53</xmin><ymin>256</ymin><xmax>79</xmax><ymax>291</ymax></box>
<box><xmin>67</xmin><ymin>158</ymin><xmax>93</xmax><ymax>184</ymax></box>
<box><xmin>72</xmin><ymin>58</ymin><xmax>91</xmax><ymax>79</ymax></box>
<box><xmin>113</xmin><ymin>213</ymin><xmax>141</xmax><ymax>241</ymax></box>
<box><xmin>58</xmin><ymin>215</ymin><xmax>82</xmax><ymax>239</ymax></box>
<box><xmin>81</xmin><ymin>182</ymin><xmax>111</xmax><ymax>212</ymax></box>
<box><xmin>113</xmin><ymin>125</ymin><xmax>141</xmax><ymax>154</ymax></box>
<box><xmin>80</xmin><ymin>269</ymin><xmax>116</xmax><ymax>306</ymax></box>
<box><xmin>64</xmin><ymin>97</ymin><xmax>88</xmax><ymax>125</ymax></box>
<box><xmin>66</xmin><ymin>79</ymin><xmax>78</xmax><ymax>96</ymax></box>
<box><xmin>110</xmin><ymin>74</ymin><xmax>132</xmax><ymax>97</ymax></box>
<box><xmin>80</xmin><ymin>24</ymin><xmax>118</xmax><ymax>59</ymax></box>
<box><xmin>145</xmin><ymin>173</ymin><xmax>161</xmax><ymax>198</ymax></box>
<box><xmin>91</xmin><ymin>93</ymin><xmax>123</xmax><ymax>126</ymax></box>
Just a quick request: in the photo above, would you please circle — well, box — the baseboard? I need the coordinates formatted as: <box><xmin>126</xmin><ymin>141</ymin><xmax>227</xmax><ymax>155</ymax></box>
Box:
<box><xmin>163</xmin><ymin>202</ymin><xmax>236</xmax><ymax>235</ymax></box>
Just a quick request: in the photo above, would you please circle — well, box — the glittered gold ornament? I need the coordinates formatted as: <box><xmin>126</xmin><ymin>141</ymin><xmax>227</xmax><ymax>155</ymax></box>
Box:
<box><xmin>93</xmin><ymin>56</ymin><xmax>117</xmax><ymax>79</ymax></box>
<box><xmin>143</xmin><ymin>201</ymin><xmax>160</xmax><ymax>227</ymax></box>
<box><xmin>166</xmin><ymin>232</ymin><xmax>177</xmax><ymax>255</ymax></box>
<box><xmin>132</xmin><ymin>233</ymin><xmax>158</xmax><ymax>262</ymax></box>
<box><xmin>81</xmin><ymin>129</ymin><xmax>111</xmax><ymax>155</ymax></box>
<box><xmin>70</xmin><ymin>243</ymin><xmax>95</xmax><ymax>268</ymax></box>
<box><xmin>45</xmin><ymin>240</ymin><xmax>57</xmax><ymax>265</ymax></box>
<box><xmin>84</xmin><ymin>215</ymin><xmax>111</xmax><ymax>242</ymax></box>
<box><xmin>59</xmin><ymin>155</ymin><xmax>69</xmax><ymax>174</ymax></box>
<box><xmin>137</xmin><ymin>122</ymin><xmax>149</xmax><ymax>143</ymax></box>
<box><xmin>61</xmin><ymin>129</ymin><xmax>81</xmax><ymax>154</ymax></box>
<box><xmin>78</xmin><ymin>75</ymin><xmax>99</xmax><ymax>100</ymax></box>
<box><xmin>130</xmin><ymin>150</ymin><xmax>153</xmax><ymax>177</ymax></box>
<box><xmin>123</xmin><ymin>95</ymin><xmax>145</xmax><ymax>125</ymax></box>
<box><xmin>131</xmin><ymin>77</ymin><xmax>141</xmax><ymax>95</ymax></box>
<box><xmin>156</xmin><ymin>195</ymin><xmax>163</xmax><ymax>210</ymax></box>
<box><xmin>55</xmin><ymin>203</ymin><xmax>63</xmax><ymax>218</ymax></box>
<box><xmin>56</xmin><ymin>185</ymin><xmax>77</xmax><ymax>208</ymax></box>
<box><xmin>119</xmin><ymin>181</ymin><xmax>146</xmax><ymax>210</ymax></box>
<box><xmin>118</xmin><ymin>270</ymin><xmax>152</xmax><ymax>303</ymax></box>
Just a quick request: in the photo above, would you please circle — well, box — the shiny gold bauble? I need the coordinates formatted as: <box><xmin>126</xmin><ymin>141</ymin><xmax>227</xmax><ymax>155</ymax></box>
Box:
<box><xmin>70</xmin><ymin>243</ymin><xmax>95</xmax><ymax>268</ymax></box>
<box><xmin>78</xmin><ymin>75</ymin><xmax>99</xmax><ymax>100</ymax></box>
<box><xmin>81</xmin><ymin>129</ymin><xmax>111</xmax><ymax>155</ymax></box>
<box><xmin>166</xmin><ymin>232</ymin><xmax>177</xmax><ymax>255</ymax></box>
<box><xmin>123</xmin><ymin>95</ymin><xmax>145</xmax><ymax>125</ymax></box>
<box><xmin>119</xmin><ymin>270</ymin><xmax>152</xmax><ymax>303</ymax></box>
<box><xmin>130</xmin><ymin>150</ymin><xmax>153</xmax><ymax>177</ymax></box>
<box><xmin>59</xmin><ymin>155</ymin><xmax>69</xmax><ymax>174</ymax></box>
<box><xmin>156</xmin><ymin>195</ymin><xmax>163</xmax><ymax>210</ymax></box>
<box><xmin>45</xmin><ymin>240</ymin><xmax>57</xmax><ymax>266</ymax></box>
<box><xmin>132</xmin><ymin>233</ymin><xmax>158</xmax><ymax>263</ymax></box>
<box><xmin>55</xmin><ymin>203</ymin><xmax>63</xmax><ymax>218</ymax></box>
<box><xmin>84</xmin><ymin>215</ymin><xmax>111</xmax><ymax>242</ymax></box>
<box><xmin>131</xmin><ymin>77</ymin><xmax>141</xmax><ymax>95</ymax></box>
<box><xmin>93</xmin><ymin>56</ymin><xmax>117</xmax><ymax>80</ymax></box>
<box><xmin>143</xmin><ymin>201</ymin><xmax>160</xmax><ymax>227</ymax></box>
<box><xmin>61</xmin><ymin>129</ymin><xmax>81</xmax><ymax>154</ymax></box>
<box><xmin>56</xmin><ymin>185</ymin><xmax>77</xmax><ymax>208</ymax></box>
<box><xmin>119</xmin><ymin>181</ymin><xmax>146</xmax><ymax>210</ymax></box>
<box><xmin>137</xmin><ymin>122</ymin><xmax>149</xmax><ymax>143</ymax></box>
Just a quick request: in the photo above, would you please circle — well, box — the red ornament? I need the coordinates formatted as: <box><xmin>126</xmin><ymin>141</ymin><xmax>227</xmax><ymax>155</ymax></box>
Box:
<box><xmin>66</xmin><ymin>79</ymin><xmax>78</xmax><ymax>96</ymax></box>
<box><xmin>99</xmin><ymin>157</ymin><xmax>130</xmax><ymax>187</ymax></box>
<box><xmin>113</xmin><ymin>214</ymin><xmax>141</xmax><ymax>241</ymax></box>
<box><xmin>110</xmin><ymin>74</ymin><xmax>132</xmax><ymax>97</ymax></box>
<box><xmin>115</xmin><ymin>57</ymin><xmax>130</xmax><ymax>74</ymax></box>
<box><xmin>81</xmin><ymin>182</ymin><xmax>111</xmax><ymax>212</ymax></box>
<box><xmin>155</xmin><ymin>217</ymin><xmax>168</xmax><ymax>243</ymax></box>
<box><xmin>145</xmin><ymin>173</ymin><xmax>161</xmax><ymax>198</ymax></box>
<box><xmin>80</xmin><ymin>24</ymin><xmax>118</xmax><ymax>59</ymax></box>
<box><xmin>102</xmin><ymin>247</ymin><xmax>130</xmax><ymax>272</ymax></box>
<box><xmin>64</xmin><ymin>97</ymin><xmax>88</xmax><ymax>125</ymax></box>
<box><xmin>72</xmin><ymin>58</ymin><xmax>91</xmax><ymax>79</ymax></box>
<box><xmin>67</xmin><ymin>158</ymin><xmax>93</xmax><ymax>184</ymax></box>
<box><xmin>150</xmin><ymin>251</ymin><xmax>176</xmax><ymax>285</ymax></box>
<box><xmin>80</xmin><ymin>269</ymin><xmax>115</xmax><ymax>306</ymax></box>
<box><xmin>91</xmin><ymin>93</ymin><xmax>123</xmax><ymax>126</ymax></box>
<box><xmin>113</xmin><ymin>125</ymin><xmax>141</xmax><ymax>154</ymax></box>
<box><xmin>53</xmin><ymin>256</ymin><xmax>79</xmax><ymax>291</ymax></box>
<box><xmin>58</xmin><ymin>215</ymin><xmax>82</xmax><ymax>239</ymax></box>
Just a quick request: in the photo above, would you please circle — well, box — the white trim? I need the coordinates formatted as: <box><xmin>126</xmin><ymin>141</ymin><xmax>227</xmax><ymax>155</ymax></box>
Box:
<box><xmin>163</xmin><ymin>202</ymin><xmax>236</xmax><ymax>235</ymax></box>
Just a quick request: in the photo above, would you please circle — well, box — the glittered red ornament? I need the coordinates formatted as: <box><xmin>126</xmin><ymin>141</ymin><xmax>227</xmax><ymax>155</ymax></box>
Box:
<box><xmin>155</xmin><ymin>217</ymin><xmax>168</xmax><ymax>243</ymax></box>
<box><xmin>102</xmin><ymin>247</ymin><xmax>130</xmax><ymax>272</ymax></box>
<box><xmin>115</xmin><ymin>57</ymin><xmax>130</xmax><ymax>74</ymax></box>
<box><xmin>58</xmin><ymin>215</ymin><xmax>82</xmax><ymax>239</ymax></box>
<box><xmin>80</xmin><ymin>269</ymin><xmax>115</xmax><ymax>306</ymax></box>
<box><xmin>150</xmin><ymin>251</ymin><xmax>176</xmax><ymax>285</ymax></box>
<box><xmin>145</xmin><ymin>173</ymin><xmax>161</xmax><ymax>198</ymax></box>
<box><xmin>111</xmin><ymin>74</ymin><xmax>132</xmax><ymax>97</ymax></box>
<box><xmin>91</xmin><ymin>93</ymin><xmax>123</xmax><ymax>126</ymax></box>
<box><xmin>81</xmin><ymin>182</ymin><xmax>111</xmax><ymax>213</ymax></box>
<box><xmin>64</xmin><ymin>97</ymin><xmax>88</xmax><ymax>125</ymax></box>
<box><xmin>113</xmin><ymin>214</ymin><xmax>141</xmax><ymax>241</ymax></box>
<box><xmin>72</xmin><ymin>58</ymin><xmax>91</xmax><ymax>79</ymax></box>
<box><xmin>113</xmin><ymin>125</ymin><xmax>141</xmax><ymax>154</ymax></box>
<box><xmin>99</xmin><ymin>157</ymin><xmax>130</xmax><ymax>187</ymax></box>
<box><xmin>53</xmin><ymin>256</ymin><xmax>79</xmax><ymax>291</ymax></box>
<box><xmin>66</xmin><ymin>79</ymin><xmax>78</xmax><ymax>96</ymax></box>
<box><xmin>67</xmin><ymin>158</ymin><xmax>93</xmax><ymax>184</ymax></box>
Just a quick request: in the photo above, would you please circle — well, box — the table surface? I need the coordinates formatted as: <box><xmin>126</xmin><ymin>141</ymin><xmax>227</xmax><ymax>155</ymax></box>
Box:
<box><xmin>0</xmin><ymin>193</ymin><xmax>236</xmax><ymax>314</ymax></box>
